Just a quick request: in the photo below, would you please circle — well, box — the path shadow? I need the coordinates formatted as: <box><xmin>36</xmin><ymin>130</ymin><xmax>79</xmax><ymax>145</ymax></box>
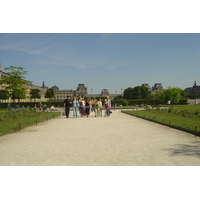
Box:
<box><xmin>162</xmin><ymin>141</ymin><xmax>200</xmax><ymax>158</ymax></box>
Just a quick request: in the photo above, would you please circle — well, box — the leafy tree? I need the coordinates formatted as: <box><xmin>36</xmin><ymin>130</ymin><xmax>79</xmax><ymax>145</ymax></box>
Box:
<box><xmin>123</xmin><ymin>86</ymin><xmax>151</xmax><ymax>99</ymax></box>
<box><xmin>45</xmin><ymin>88</ymin><xmax>55</xmax><ymax>100</ymax></box>
<box><xmin>30</xmin><ymin>89</ymin><xmax>41</xmax><ymax>100</ymax></box>
<box><xmin>132</xmin><ymin>86</ymin><xmax>151</xmax><ymax>99</ymax></box>
<box><xmin>123</xmin><ymin>87</ymin><xmax>134</xmax><ymax>99</ymax></box>
<box><xmin>158</xmin><ymin>87</ymin><xmax>183</xmax><ymax>104</ymax></box>
<box><xmin>0</xmin><ymin>89</ymin><xmax>10</xmax><ymax>100</ymax></box>
<box><xmin>11</xmin><ymin>88</ymin><xmax>26</xmax><ymax>100</ymax></box>
<box><xmin>0</xmin><ymin>66</ymin><xmax>28</xmax><ymax>101</ymax></box>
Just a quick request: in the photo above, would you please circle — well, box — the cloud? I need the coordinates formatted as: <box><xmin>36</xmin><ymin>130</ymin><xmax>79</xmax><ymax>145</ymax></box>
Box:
<box><xmin>109</xmin><ymin>62</ymin><xmax>131</xmax><ymax>70</ymax></box>
<box><xmin>0</xmin><ymin>34</ymin><xmax>63</xmax><ymax>55</ymax></box>
<box><xmin>97</xmin><ymin>33</ymin><xmax>113</xmax><ymax>43</ymax></box>
<box><xmin>31</xmin><ymin>58</ymin><xmax>98</xmax><ymax>70</ymax></box>
<box><xmin>31</xmin><ymin>49</ymin><xmax>107</xmax><ymax>70</ymax></box>
<box><xmin>0</xmin><ymin>40</ymin><xmax>48</xmax><ymax>55</ymax></box>
<box><xmin>102</xmin><ymin>33</ymin><xmax>113</xmax><ymax>38</ymax></box>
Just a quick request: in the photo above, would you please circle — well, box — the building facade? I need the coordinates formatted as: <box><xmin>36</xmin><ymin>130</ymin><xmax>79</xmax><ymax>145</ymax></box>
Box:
<box><xmin>142</xmin><ymin>83</ymin><xmax>163</xmax><ymax>94</ymax></box>
<box><xmin>87</xmin><ymin>89</ymin><xmax>120</xmax><ymax>100</ymax></box>
<box><xmin>51</xmin><ymin>84</ymin><xmax>88</xmax><ymax>101</ymax></box>
<box><xmin>184</xmin><ymin>81</ymin><xmax>200</xmax><ymax>98</ymax></box>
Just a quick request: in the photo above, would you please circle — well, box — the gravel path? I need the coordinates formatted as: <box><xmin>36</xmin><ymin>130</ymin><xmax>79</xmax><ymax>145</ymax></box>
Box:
<box><xmin>1</xmin><ymin>109</ymin><xmax>200</xmax><ymax>166</ymax></box>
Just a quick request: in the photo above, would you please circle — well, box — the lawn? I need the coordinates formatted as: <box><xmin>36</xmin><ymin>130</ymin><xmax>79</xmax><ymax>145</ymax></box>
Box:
<box><xmin>122</xmin><ymin>105</ymin><xmax>200</xmax><ymax>135</ymax></box>
<box><xmin>0</xmin><ymin>109</ymin><xmax>60</xmax><ymax>136</ymax></box>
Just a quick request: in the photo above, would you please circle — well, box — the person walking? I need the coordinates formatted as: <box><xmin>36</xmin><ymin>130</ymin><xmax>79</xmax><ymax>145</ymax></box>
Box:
<box><xmin>104</xmin><ymin>99</ymin><xmax>109</xmax><ymax>117</ymax></box>
<box><xmin>64</xmin><ymin>96</ymin><xmax>72</xmax><ymax>118</ymax></box>
<box><xmin>85</xmin><ymin>98</ymin><xmax>91</xmax><ymax>118</ymax></box>
<box><xmin>82</xmin><ymin>98</ymin><xmax>86</xmax><ymax>117</ymax></box>
<box><xmin>99</xmin><ymin>98</ymin><xmax>103</xmax><ymax>117</ymax></box>
<box><xmin>167</xmin><ymin>100</ymin><xmax>171</xmax><ymax>107</ymax></box>
<box><xmin>79</xmin><ymin>97</ymin><xmax>86</xmax><ymax>117</ymax></box>
<box><xmin>79</xmin><ymin>98</ymin><xmax>83</xmax><ymax>117</ymax></box>
<box><xmin>95</xmin><ymin>98</ymin><xmax>101</xmax><ymax>117</ymax></box>
<box><xmin>107</xmin><ymin>96</ymin><xmax>112</xmax><ymax>109</ymax></box>
<box><xmin>107</xmin><ymin>96</ymin><xmax>112</xmax><ymax>116</ymax></box>
<box><xmin>91</xmin><ymin>99</ymin><xmax>95</xmax><ymax>113</ymax></box>
<box><xmin>72</xmin><ymin>96</ymin><xmax>79</xmax><ymax>118</ymax></box>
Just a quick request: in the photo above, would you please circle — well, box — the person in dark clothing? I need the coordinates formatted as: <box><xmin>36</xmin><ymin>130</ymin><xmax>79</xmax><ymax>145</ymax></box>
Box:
<box><xmin>85</xmin><ymin>98</ymin><xmax>91</xmax><ymax>118</ymax></box>
<box><xmin>64</xmin><ymin>96</ymin><xmax>72</xmax><ymax>118</ymax></box>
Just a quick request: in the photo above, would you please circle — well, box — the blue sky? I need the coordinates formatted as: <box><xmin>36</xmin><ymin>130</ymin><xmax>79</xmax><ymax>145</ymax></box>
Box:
<box><xmin>0</xmin><ymin>33</ymin><xmax>200</xmax><ymax>94</ymax></box>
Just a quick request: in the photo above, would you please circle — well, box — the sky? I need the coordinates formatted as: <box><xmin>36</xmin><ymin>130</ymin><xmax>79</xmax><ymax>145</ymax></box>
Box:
<box><xmin>1</xmin><ymin>33</ymin><xmax>200</xmax><ymax>94</ymax></box>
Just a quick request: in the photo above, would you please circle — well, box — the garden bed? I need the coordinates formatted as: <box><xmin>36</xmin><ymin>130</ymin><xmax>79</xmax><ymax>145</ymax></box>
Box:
<box><xmin>0</xmin><ymin>109</ymin><xmax>60</xmax><ymax>136</ymax></box>
<box><xmin>122</xmin><ymin>105</ymin><xmax>200</xmax><ymax>136</ymax></box>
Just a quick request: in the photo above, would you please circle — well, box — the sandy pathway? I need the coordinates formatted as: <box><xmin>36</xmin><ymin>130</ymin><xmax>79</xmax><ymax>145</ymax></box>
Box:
<box><xmin>0</xmin><ymin>110</ymin><xmax>200</xmax><ymax>166</ymax></box>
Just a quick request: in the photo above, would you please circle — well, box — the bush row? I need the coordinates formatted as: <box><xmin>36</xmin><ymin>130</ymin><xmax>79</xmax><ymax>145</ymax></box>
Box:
<box><xmin>0</xmin><ymin>98</ymin><xmax>188</xmax><ymax>109</ymax></box>
<box><xmin>0</xmin><ymin>101</ymin><xmax>64</xmax><ymax>109</ymax></box>
<box><xmin>113</xmin><ymin>98</ymin><xmax>188</xmax><ymax>106</ymax></box>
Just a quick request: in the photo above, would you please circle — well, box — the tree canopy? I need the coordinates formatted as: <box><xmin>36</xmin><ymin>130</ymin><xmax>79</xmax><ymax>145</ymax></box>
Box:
<box><xmin>30</xmin><ymin>89</ymin><xmax>41</xmax><ymax>100</ymax></box>
<box><xmin>0</xmin><ymin>90</ymin><xmax>10</xmax><ymax>100</ymax></box>
<box><xmin>45</xmin><ymin>88</ymin><xmax>55</xmax><ymax>99</ymax></box>
<box><xmin>0</xmin><ymin>66</ymin><xmax>29</xmax><ymax>101</ymax></box>
<box><xmin>123</xmin><ymin>86</ymin><xmax>151</xmax><ymax>99</ymax></box>
<box><xmin>158</xmin><ymin>87</ymin><xmax>183</xmax><ymax>104</ymax></box>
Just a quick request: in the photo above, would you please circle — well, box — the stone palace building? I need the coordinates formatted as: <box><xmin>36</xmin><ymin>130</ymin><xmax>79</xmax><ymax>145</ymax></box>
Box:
<box><xmin>1</xmin><ymin>64</ymin><xmax>167</xmax><ymax>103</ymax></box>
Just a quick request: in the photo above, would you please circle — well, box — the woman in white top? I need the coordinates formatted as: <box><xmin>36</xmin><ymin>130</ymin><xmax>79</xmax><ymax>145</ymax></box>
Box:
<box><xmin>72</xmin><ymin>96</ymin><xmax>79</xmax><ymax>118</ymax></box>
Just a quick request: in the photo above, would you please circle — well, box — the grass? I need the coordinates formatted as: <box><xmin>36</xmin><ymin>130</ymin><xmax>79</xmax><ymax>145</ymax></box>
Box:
<box><xmin>122</xmin><ymin>105</ymin><xmax>200</xmax><ymax>135</ymax></box>
<box><xmin>0</xmin><ymin>109</ymin><xmax>60</xmax><ymax>136</ymax></box>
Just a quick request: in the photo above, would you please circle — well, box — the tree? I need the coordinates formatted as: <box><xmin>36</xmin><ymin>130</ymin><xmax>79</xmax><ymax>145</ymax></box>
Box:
<box><xmin>123</xmin><ymin>86</ymin><xmax>151</xmax><ymax>99</ymax></box>
<box><xmin>0</xmin><ymin>66</ymin><xmax>28</xmax><ymax>101</ymax></box>
<box><xmin>45</xmin><ymin>88</ymin><xmax>55</xmax><ymax>100</ymax></box>
<box><xmin>132</xmin><ymin>86</ymin><xmax>151</xmax><ymax>99</ymax></box>
<box><xmin>123</xmin><ymin>87</ymin><xmax>134</xmax><ymax>99</ymax></box>
<box><xmin>11</xmin><ymin>88</ymin><xmax>26</xmax><ymax>100</ymax></box>
<box><xmin>30</xmin><ymin>89</ymin><xmax>41</xmax><ymax>100</ymax></box>
<box><xmin>0</xmin><ymin>89</ymin><xmax>10</xmax><ymax>101</ymax></box>
<box><xmin>158</xmin><ymin>87</ymin><xmax>183</xmax><ymax>104</ymax></box>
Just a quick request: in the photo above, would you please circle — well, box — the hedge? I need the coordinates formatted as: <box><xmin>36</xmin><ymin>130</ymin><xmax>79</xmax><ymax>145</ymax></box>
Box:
<box><xmin>0</xmin><ymin>98</ymin><xmax>188</xmax><ymax>109</ymax></box>
<box><xmin>0</xmin><ymin>101</ymin><xmax>64</xmax><ymax>109</ymax></box>
<box><xmin>112</xmin><ymin>98</ymin><xmax>188</xmax><ymax>106</ymax></box>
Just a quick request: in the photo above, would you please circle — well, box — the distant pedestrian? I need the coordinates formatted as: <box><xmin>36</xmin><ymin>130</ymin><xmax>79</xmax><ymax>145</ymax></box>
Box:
<box><xmin>79</xmin><ymin>98</ymin><xmax>83</xmax><ymax>116</ymax></box>
<box><xmin>107</xmin><ymin>96</ymin><xmax>112</xmax><ymax>116</ymax></box>
<box><xmin>167</xmin><ymin>100</ymin><xmax>171</xmax><ymax>107</ymax></box>
<box><xmin>72</xmin><ymin>96</ymin><xmax>79</xmax><ymax>118</ymax></box>
<box><xmin>85</xmin><ymin>98</ymin><xmax>91</xmax><ymax>118</ymax></box>
<box><xmin>93</xmin><ymin>99</ymin><xmax>97</xmax><ymax>117</ymax></box>
<box><xmin>79</xmin><ymin>97</ymin><xmax>86</xmax><ymax>117</ymax></box>
<box><xmin>82</xmin><ymin>98</ymin><xmax>86</xmax><ymax>116</ymax></box>
<box><xmin>104</xmin><ymin>99</ymin><xmax>109</xmax><ymax>117</ymax></box>
<box><xmin>91</xmin><ymin>99</ymin><xmax>95</xmax><ymax>113</ymax></box>
<box><xmin>99</xmin><ymin>98</ymin><xmax>103</xmax><ymax>117</ymax></box>
<box><xmin>107</xmin><ymin>96</ymin><xmax>112</xmax><ymax>108</ymax></box>
<box><xmin>64</xmin><ymin>96</ymin><xmax>72</xmax><ymax>118</ymax></box>
<box><xmin>95</xmin><ymin>98</ymin><xmax>101</xmax><ymax>117</ymax></box>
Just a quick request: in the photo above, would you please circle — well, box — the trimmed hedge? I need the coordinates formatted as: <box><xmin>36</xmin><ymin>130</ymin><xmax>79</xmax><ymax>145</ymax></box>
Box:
<box><xmin>0</xmin><ymin>98</ymin><xmax>188</xmax><ymax>109</ymax></box>
<box><xmin>0</xmin><ymin>101</ymin><xmax>64</xmax><ymax>109</ymax></box>
<box><xmin>112</xmin><ymin>98</ymin><xmax>188</xmax><ymax>106</ymax></box>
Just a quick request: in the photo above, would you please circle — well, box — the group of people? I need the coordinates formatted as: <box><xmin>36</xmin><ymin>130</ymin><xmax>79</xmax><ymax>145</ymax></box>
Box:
<box><xmin>64</xmin><ymin>96</ymin><xmax>112</xmax><ymax>118</ymax></box>
<box><xmin>37</xmin><ymin>102</ymin><xmax>56</xmax><ymax>112</ymax></box>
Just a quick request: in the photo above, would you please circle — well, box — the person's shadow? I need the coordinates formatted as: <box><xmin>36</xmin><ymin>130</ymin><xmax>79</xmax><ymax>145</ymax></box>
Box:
<box><xmin>162</xmin><ymin>141</ymin><xmax>200</xmax><ymax>158</ymax></box>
